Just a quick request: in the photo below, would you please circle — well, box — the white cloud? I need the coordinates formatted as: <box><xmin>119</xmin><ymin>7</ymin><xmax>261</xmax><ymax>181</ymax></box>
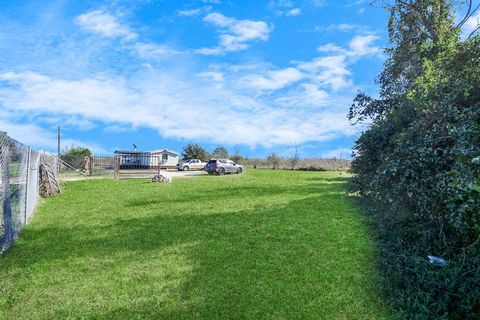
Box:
<box><xmin>0</xmin><ymin>68</ymin><xmax>357</xmax><ymax>148</ymax></box>
<box><xmin>317</xmin><ymin>34</ymin><xmax>380</xmax><ymax>58</ymax></box>
<box><xmin>178</xmin><ymin>6</ymin><xmax>212</xmax><ymax>17</ymax></box>
<box><xmin>134</xmin><ymin>43</ymin><xmax>180</xmax><ymax>60</ymax></box>
<box><xmin>74</xmin><ymin>11</ymin><xmax>183</xmax><ymax>62</ymax></box>
<box><xmin>268</xmin><ymin>0</ymin><xmax>294</xmax><ymax>9</ymax></box>
<box><xmin>178</xmin><ymin>8</ymin><xmax>203</xmax><ymax>16</ymax></box>
<box><xmin>346</xmin><ymin>0</ymin><xmax>366</xmax><ymax>7</ymax></box>
<box><xmin>297</xmin><ymin>56</ymin><xmax>352</xmax><ymax>90</ymax></box>
<box><xmin>241</xmin><ymin>67</ymin><xmax>303</xmax><ymax>90</ymax></box>
<box><xmin>275</xmin><ymin>83</ymin><xmax>329</xmax><ymax>107</ymax></box>
<box><xmin>317</xmin><ymin>43</ymin><xmax>346</xmax><ymax>54</ymax></box>
<box><xmin>292</xmin><ymin>34</ymin><xmax>380</xmax><ymax>90</ymax></box>
<box><xmin>197</xmin><ymin>71</ymin><xmax>225</xmax><ymax>82</ymax></box>
<box><xmin>463</xmin><ymin>11</ymin><xmax>480</xmax><ymax>37</ymax></box>
<box><xmin>315</xmin><ymin>23</ymin><xmax>368</xmax><ymax>32</ymax></box>
<box><xmin>0</xmin><ymin>16</ymin><xmax>379</xmax><ymax>151</ymax></box>
<box><xmin>286</xmin><ymin>8</ymin><xmax>301</xmax><ymax>16</ymax></box>
<box><xmin>348</xmin><ymin>34</ymin><xmax>380</xmax><ymax>57</ymax></box>
<box><xmin>75</xmin><ymin>10</ymin><xmax>137</xmax><ymax>41</ymax></box>
<box><xmin>194</xmin><ymin>47</ymin><xmax>224</xmax><ymax>55</ymax></box>
<box><xmin>268</xmin><ymin>0</ymin><xmax>301</xmax><ymax>16</ymax></box>
<box><xmin>196</xmin><ymin>13</ymin><xmax>271</xmax><ymax>54</ymax></box>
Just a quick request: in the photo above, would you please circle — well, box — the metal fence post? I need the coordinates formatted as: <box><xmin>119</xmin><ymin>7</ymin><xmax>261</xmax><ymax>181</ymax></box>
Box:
<box><xmin>1</xmin><ymin>141</ymin><xmax>13</xmax><ymax>251</ymax></box>
<box><xmin>24</xmin><ymin>146</ymin><xmax>31</xmax><ymax>225</ymax></box>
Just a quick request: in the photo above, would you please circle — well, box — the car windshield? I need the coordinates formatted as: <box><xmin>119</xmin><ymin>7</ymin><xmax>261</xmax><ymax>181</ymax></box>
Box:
<box><xmin>207</xmin><ymin>160</ymin><xmax>217</xmax><ymax>164</ymax></box>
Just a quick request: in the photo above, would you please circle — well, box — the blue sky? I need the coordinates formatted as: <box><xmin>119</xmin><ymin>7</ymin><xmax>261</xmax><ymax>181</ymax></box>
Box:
<box><xmin>1</xmin><ymin>0</ymin><xmax>392</xmax><ymax>158</ymax></box>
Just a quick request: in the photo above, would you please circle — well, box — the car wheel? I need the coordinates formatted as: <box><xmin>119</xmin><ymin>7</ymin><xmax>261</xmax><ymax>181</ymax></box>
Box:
<box><xmin>183</xmin><ymin>166</ymin><xmax>189</xmax><ymax>171</ymax></box>
<box><xmin>208</xmin><ymin>172</ymin><xmax>213</xmax><ymax>175</ymax></box>
<box><xmin>218</xmin><ymin>168</ymin><xmax>225</xmax><ymax>175</ymax></box>
<box><xmin>237</xmin><ymin>167</ymin><xmax>243</xmax><ymax>174</ymax></box>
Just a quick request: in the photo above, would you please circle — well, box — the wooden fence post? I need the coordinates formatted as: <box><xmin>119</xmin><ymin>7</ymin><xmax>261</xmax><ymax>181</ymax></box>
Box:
<box><xmin>114</xmin><ymin>156</ymin><xmax>119</xmax><ymax>179</ymax></box>
<box><xmin>89</xmin><ymin>156</ymin><xmax>94</xmax><ymax>176</ymax></box>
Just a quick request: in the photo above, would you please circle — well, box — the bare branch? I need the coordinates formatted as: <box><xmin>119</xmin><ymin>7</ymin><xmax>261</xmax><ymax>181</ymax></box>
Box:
<box><xmin>466</xmin><ymin>23</ymin><xmax>480</xmax><ymax>39</ymax></box>
<box><xmin>457</xmin><ymin>1</ymin><xmax>480</xmax><ymax>29</ymax></box>
<box><xmin>456</xmin><ymin>0</ymin><xmax>473</xmax><ymax>28</ymax></box>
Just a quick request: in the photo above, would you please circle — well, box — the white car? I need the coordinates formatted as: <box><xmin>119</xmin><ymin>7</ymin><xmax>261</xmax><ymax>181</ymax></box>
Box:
<box><xmin>176</xmin><ymin>159</ymin><xmax>206</xmax><ymax>171</ymax></box>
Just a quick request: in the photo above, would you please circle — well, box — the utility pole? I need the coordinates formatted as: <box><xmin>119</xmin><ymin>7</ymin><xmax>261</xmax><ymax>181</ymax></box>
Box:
<box><xmin>57</xmin><ymin>126</ymin><xmax>61</xmax><ymax>159</ymax></box>
<box><xmin>57</xmin><ymin>126</ymin><xmax>61</xmax><ymax>171</ymax></box>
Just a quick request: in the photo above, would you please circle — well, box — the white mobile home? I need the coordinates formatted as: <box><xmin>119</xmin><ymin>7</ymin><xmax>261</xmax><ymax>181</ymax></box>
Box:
<box><xmin>147</xmin><ymin>149</ymin><xmax>179</xmax><ymax>167</ymax></box>
<box><xmin>115</xmin><ymin>149</ymin><xmax>179</xmax><ymax>169</ymax></box>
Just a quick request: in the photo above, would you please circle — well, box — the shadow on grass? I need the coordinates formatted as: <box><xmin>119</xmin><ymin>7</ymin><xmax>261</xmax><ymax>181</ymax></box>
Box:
<box><xmin>305</xmin><ymin>176</ymin><xmax>352</xmax><ymax>183</ymax></box>
<box><xmin>1</xmin><ymin>175</ymin><xmax>389</xmax><ymax>319</ymax></box>
<box><xmin>124</xmin><ymin>182</ymin><xmax>346</xmax><ymax>207</ymax></box>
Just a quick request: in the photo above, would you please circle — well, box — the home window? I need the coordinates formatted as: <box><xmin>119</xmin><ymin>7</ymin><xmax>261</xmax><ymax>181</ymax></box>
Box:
<box><xmin>162</xmin><ymin>154</ymin><xmax>168</xmax><ymax>162</ymax></box>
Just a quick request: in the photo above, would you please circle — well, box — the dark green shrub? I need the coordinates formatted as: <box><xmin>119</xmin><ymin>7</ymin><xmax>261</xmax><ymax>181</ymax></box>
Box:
<box><xmin>61</xmin><ymin>146</ymin><xmax>92</xmax><ymax>170</ymax></box>
<box><xmin>348</xmin><ymin>1</ymin><xmax>480</xmax><ymax>317</ymax></box>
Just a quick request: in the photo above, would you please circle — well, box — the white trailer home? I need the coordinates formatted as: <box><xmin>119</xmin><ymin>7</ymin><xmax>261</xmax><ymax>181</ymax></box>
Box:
<box><xmin>147</xmin><ymin>149</ymin><xmax>179</xmax><ymax>167</ymax></box>
<box><xmin>114</xmin><ymin>149</ymin><xmax>179</xmax><ymax>169</ymax></box>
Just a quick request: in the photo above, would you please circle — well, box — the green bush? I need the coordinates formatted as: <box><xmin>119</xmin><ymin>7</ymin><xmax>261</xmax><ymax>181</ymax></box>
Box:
<box><xmin>61</xmin><ymin>146</ymin><xmax>92</xmax><ymax>170</ymax></box>
<box><xmin>348</xmin><ymin>1</ymin><xmax>480</xmax><ymax>317</ymax></box>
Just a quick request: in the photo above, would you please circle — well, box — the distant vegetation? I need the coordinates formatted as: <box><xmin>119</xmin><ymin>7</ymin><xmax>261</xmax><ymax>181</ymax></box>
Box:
<box><xmin>242</xmin><ymin>157</ymin><xmax>350</xmax><ymax>172</ymax></box>
<box><xmin>180</xmin><ymin>144</ymin><xmax>350</xmax><ymax>171</ymax></box>
<box><xmin>211</xmin><ymin>146</ymin><xmax>228</xmax><ymax>158</ymax></box>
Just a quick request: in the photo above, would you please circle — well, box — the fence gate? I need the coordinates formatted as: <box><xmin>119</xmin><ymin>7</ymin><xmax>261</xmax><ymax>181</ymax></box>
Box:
<box><xmin>114</xmin><ymin>154</ymin><xmax>164</xmax><ymax>179</ymax></box>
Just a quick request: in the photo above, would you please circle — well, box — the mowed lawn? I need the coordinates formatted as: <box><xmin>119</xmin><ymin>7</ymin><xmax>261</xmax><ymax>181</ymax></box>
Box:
<box><xmin>0</xmin><ymin>170</ymin><xmax>390</xmax><ymax>319</ymax></box>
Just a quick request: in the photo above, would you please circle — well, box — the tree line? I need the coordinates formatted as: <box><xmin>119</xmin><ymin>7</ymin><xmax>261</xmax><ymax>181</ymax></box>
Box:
<box><xmin>180</xmin><ymin>143</ymin><xmax>347</xmax><ymax>171</ymax></box>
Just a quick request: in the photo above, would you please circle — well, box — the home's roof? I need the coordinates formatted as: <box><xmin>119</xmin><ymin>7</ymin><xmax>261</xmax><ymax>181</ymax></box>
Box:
<box><xmin>149</xmin><ymin>149</ymin><xmax>179</xmax><ymax>156</ymax></box>
<box><xmin>114</xmin><ymin>150</ymin><xmax>144</xmax><ymax>155</ymax></box>
<box><xmin>114</xmin><ymin>149</ymin><xmax>178</xmax><ymax>156</ymax></box>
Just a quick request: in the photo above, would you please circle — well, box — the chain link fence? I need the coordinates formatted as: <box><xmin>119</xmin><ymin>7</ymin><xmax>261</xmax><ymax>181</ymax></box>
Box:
<box><xmin>0</xmin><ymin>132</ymin><xmax>53</xmax><ymax>253</ymax></box>
<box><xmin>0</xmin><ymin>132</ymin><xmax>119</xmax><ymax>252</ymax></box>
<box><xmin>51</xmin><ymin>153</ymin><xmax>114</xmax><ymax>178</ymax></box>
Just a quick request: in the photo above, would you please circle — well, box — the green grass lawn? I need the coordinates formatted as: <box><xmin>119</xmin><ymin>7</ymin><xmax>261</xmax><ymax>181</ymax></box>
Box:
<box><xmin>0</xmin><ymin>170</ymin><xmax>390</xmax><ymax>319</ymax></box>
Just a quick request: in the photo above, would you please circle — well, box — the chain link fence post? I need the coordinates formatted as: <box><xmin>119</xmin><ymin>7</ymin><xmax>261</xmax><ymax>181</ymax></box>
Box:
<box><xmin>24</xmin><ymin>146</ymin><xmax>31</xmax><ymax>225</ymax></box>
<box><xmin>0</xmin><ymin>134</ymin><xmax>13</xmax><ymax>252</ymax></box>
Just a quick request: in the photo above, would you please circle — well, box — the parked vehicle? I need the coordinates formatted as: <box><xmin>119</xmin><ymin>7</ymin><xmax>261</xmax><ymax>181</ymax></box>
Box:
<box><xmin>204</xmin><ymin>158</ymin><xmax>243</xmax><ymax>175</ymax></box>
<box><xmin>176</xmin><ymin>159</ymin><xmax>206</xmax><ymax>171</ymax></box>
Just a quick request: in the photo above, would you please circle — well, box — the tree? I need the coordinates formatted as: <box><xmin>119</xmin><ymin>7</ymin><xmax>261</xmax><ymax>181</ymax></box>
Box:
<box><xmin>61</xmin><ymin>146</ymin><xmax>92</xmax><ymax>169</ymax></box>
<box><xmin>231</xmin><ymin>147</ymin><xmax>243</xmax><ymax>163</ymax></box>
<box><xmin>347</xmin><ymin>1</ymin><xmax>480</xmax><ymax>317</ymax></box>
<box><xmin>211</xmin><ymin>146</ymin><xmax>228</xmax><ymax>158</ymax></box>
<box><xmin>181</xmin><ymin>144</ymin><xmax>208</xmax><ymax>161</ymax></box>
<box><xmin>267</xmin><ymin>153</ymin><xmax>280</xmax><ymax>170</ymax></box>
<box><xmin>289</xmin><ymin>143</ymin><xmax>300</xmax><ymax>170</ymax></box>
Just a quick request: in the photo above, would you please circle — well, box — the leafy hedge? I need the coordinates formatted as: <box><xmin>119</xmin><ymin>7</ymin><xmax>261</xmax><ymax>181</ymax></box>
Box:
<box><xmin>348</xmin><ymin>4</ymin><xmax>480</xmax><ymax>318</ymax></box>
